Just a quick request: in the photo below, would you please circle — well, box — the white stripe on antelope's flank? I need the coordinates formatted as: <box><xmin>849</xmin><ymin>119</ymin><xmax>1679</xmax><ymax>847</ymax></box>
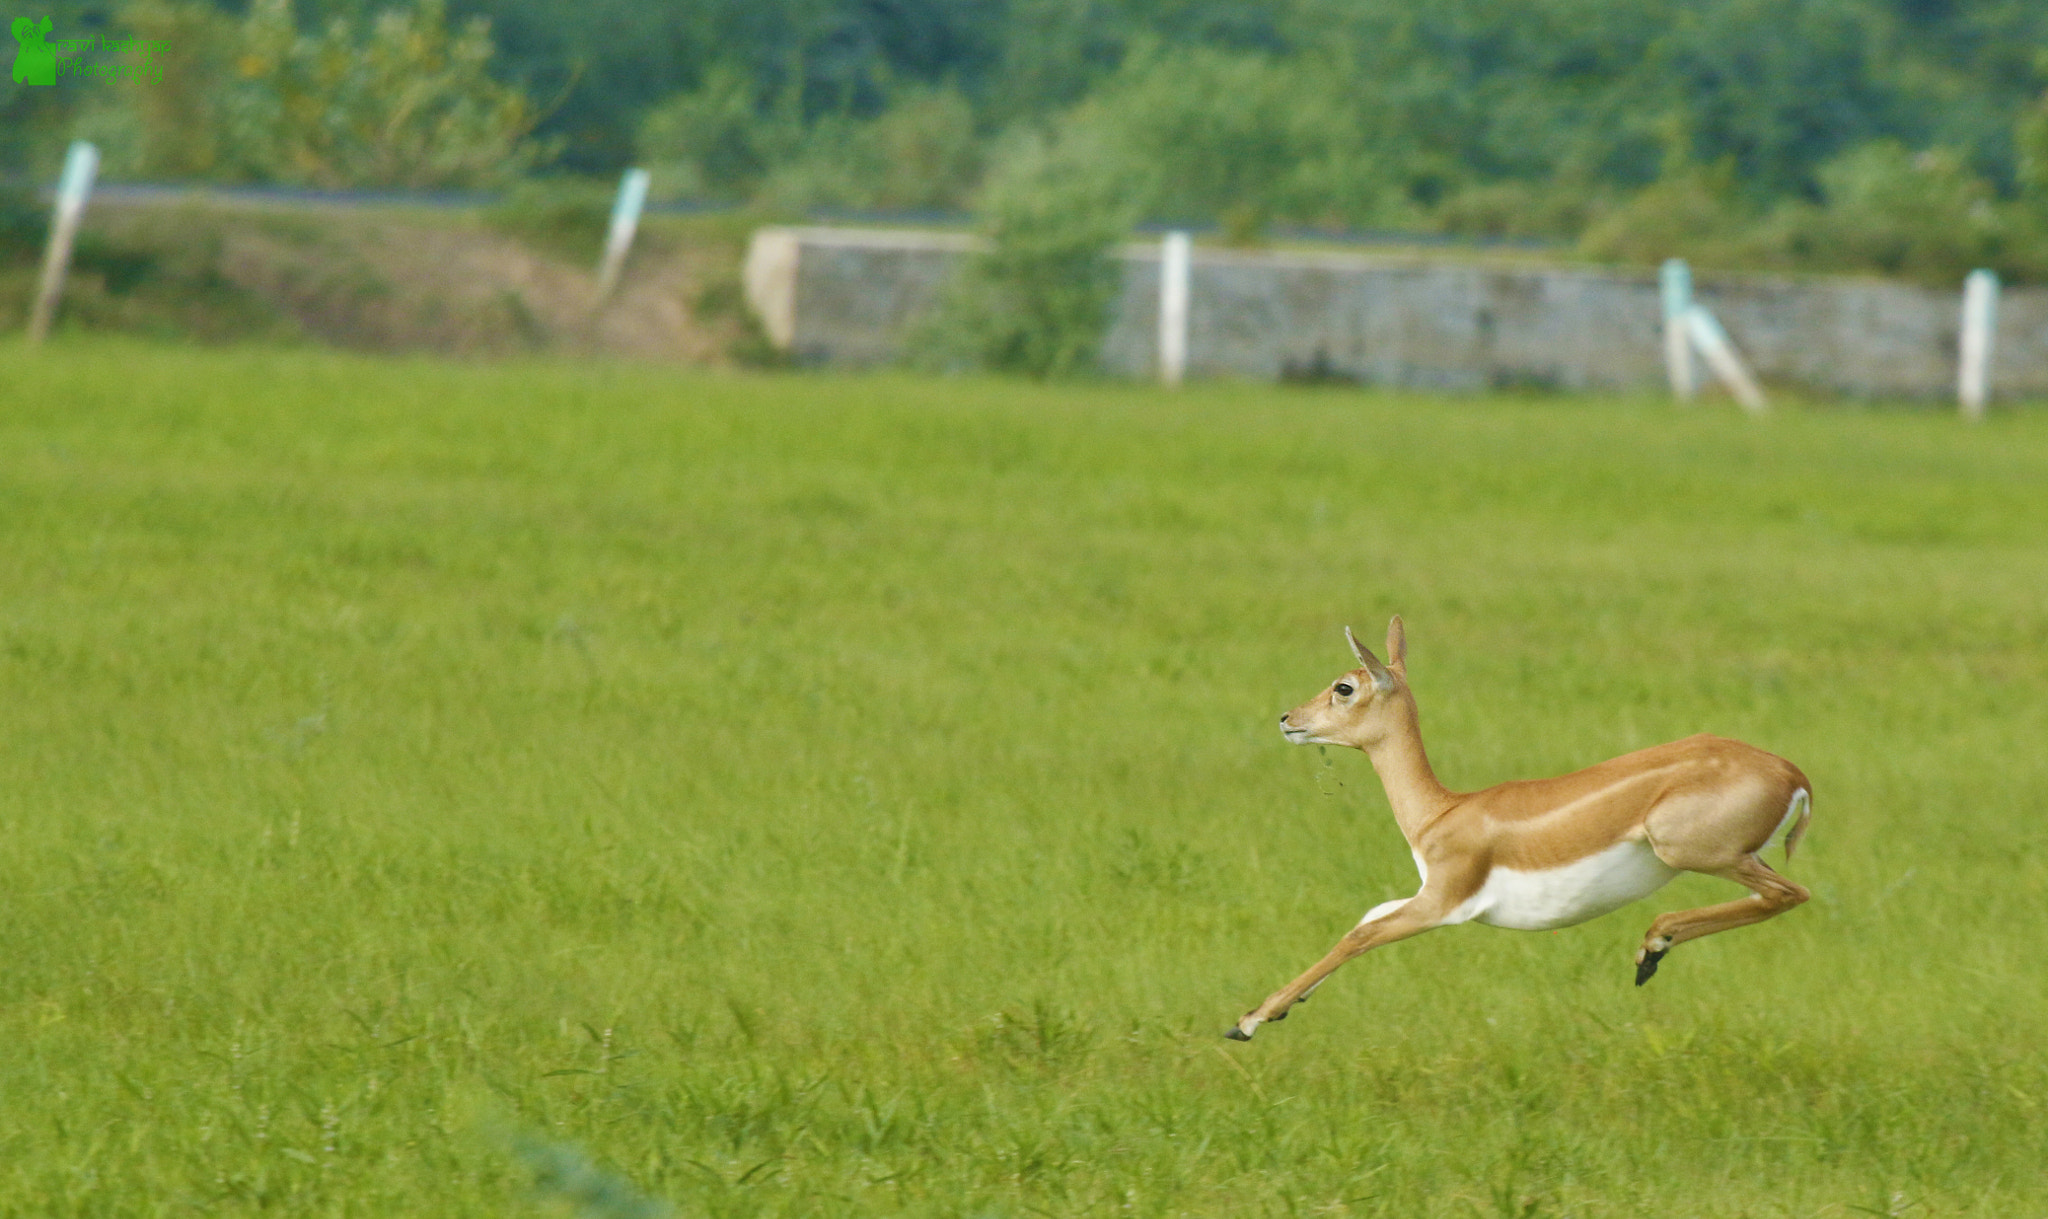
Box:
<box><xmin>1449</xmin><ymin>839</ymin><xmax>1679</xmax><ymax>931</ymax></box>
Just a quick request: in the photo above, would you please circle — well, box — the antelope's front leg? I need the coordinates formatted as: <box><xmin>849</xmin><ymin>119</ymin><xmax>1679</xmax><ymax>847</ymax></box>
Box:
<box><xmin>1226</xmin><ymin>900</ymin><xmax>1440</xmax><ymax>1041</ymax></box>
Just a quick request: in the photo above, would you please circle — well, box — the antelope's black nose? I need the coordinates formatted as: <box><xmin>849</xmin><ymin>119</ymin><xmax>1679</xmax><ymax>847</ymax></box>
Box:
<box><xmin>1278</xmin><ymin>714</ymin><xmax>1289</xmax><ymax>724</ymax></box>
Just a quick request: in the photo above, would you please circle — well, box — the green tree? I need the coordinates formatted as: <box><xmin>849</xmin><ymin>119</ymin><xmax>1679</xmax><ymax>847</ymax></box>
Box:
<box><xmin>88</xmin><ymin>0</ymin><xmax>238</xmax><ymax>180</ymax></box>
<box><xmin>96</xmin><ymin>0</ymin><xmax>551</xmax><ymax>189</ymax></box>
<box><xmin>0</xmin><ymin>0</ymin><xmax>111</xmax><ymax>173</ymax></box>
<box><xmin>2018</xmin><ymin>78</ymin><xmax>2048</xmax><ymax>207</ymax></box>
<box><xmin>1065</xmin><ymin>43</ymin><xmax>1404</xmax><ymax>235</ymax></box>
<box><xmin>230</xmin><ymin>0</ymin><xmax>551</xmax><ymax>189</ymax></box>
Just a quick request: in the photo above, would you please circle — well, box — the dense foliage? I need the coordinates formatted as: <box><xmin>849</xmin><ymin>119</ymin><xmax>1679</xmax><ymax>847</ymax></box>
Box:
<box><xmin>9</xmin><ymin>1</ymin><xmax>2048</xmax><ymax>280</ymax></box>
<box><xmin>19</xmin><ymin>0</ymin><xmax>548</xmax><ymax>190</ymax></box>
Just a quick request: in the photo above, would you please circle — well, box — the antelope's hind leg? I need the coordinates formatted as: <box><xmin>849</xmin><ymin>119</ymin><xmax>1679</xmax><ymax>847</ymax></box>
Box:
<box><xmin>1633</xmin><ymin>854</ymin><xmax>1810</xmax><ymax>986</ymax></box>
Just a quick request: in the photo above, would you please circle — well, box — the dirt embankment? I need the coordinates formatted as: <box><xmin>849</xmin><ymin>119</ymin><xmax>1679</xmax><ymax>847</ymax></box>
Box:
<box><xmin>2</xmin><ymin>193</ymin><xmax>765</xmax><ymax>362</ymax></box>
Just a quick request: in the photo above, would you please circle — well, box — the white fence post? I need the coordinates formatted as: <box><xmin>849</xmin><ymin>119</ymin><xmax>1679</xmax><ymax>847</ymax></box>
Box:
<box><xmin>1682</xmin><ymin>306</ymin><xmax>1768</xmax><ymax>415</ymax></box>
<box><xmin>741</xmin><ymin>227</ymin><xmax>801</xmax><ymax>352</ymax></box>
<box><xmin>1661</xmin><ymin>258</ymin><xmax>1696</xmax><ymax>402</ymax></box>
<box><xmin>1158</xmin><ymin>230</ymin><xmax>1191</xmax><ymax>387</ymax></box>
<box><xmin>28</xmin><ymin>140</ymin><xmax>99</xmax><ymax>346</ymax></box>
<box><xmin>596</xmin><ymin>167</ymin><xmax>651</xmax><ymax>300</ymax></box>
<box><xmin>1958</xmin><ymin>268</ymin><xmax>1998</xmax><ymax>421</ymax></box>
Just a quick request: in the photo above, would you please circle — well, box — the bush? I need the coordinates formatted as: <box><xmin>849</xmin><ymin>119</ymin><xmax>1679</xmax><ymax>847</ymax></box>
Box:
<box><xmin>1781</xmin><ymin>143</ymin><xmax>2008</xmax><ymax>283</ymax></box>
<box><xmin>641</xmin><ymin>77</ymin><xmax>981</xmax><ymax>214</ymax></box>
<box><xmin>637</xmin><ymin>63</ymin><xmax>802</xmax><ymax>203</ymax></box>
<box><xmin>95</xmin><ymin>0</ymin><xmax>552</xmax><ymax>190</ymax></box>
<box><xmin>911</xmin><ymin>131</ymin><xmax>1134</xmax><ymax>379</ymax></box>
<box><xmin>1575</xmin><ymin>161</ymin><xmax>1763</xmax><ymax>268</ymax></box>
<box><xmin>858</xmin><ymin>89</ymin><xmax>983</xmax><ymax>211</ymax></box>
<box><xmin>2019</xmin><ymin>87</ymin><xmax>2048</xmax><ymax>205</ymax></box>
<box><xmin>0</xmin><ymin>185</ymin><xmax>157</xmax><ymax>291</ymax></box>
<box><xmin>1577</xmin><ymin>145</ymin><xmax>2048</xmax><ymax>285</ymax></box>
<box><xmin>0</xmin><ymin>185</ymin><xmax>47</xmax><ymax>265</ymax></box>
<box><xmin>1063</xmin><ymin>44</ymin><xmax>1413</xmax><ymax>236</ymax></box>
<box><xmin>484</xmin><ymin>178</ymin><xmax>615</xmax><ymax>264</ymax></box>
<box><xmin>1435</xmin><ymin>179</ymin><xmax>1606</xmax><ymax>242</ymax></box>
<box><xmin>757</xmin><ymin>87</ymin><xmax>982</xmax><ymax>214</ymax></box>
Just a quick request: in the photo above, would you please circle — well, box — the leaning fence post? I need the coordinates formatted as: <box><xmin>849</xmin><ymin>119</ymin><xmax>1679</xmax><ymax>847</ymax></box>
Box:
<box><xmin>1661</xmin><ymin>258</ymin><xmax>1696</xmax><ymax>402</ymax></box>
<box><xmin>596</xmin><ymin>167</ymin><xmax>651</xmax><ymax>300</ymax></box>
<box><xmin>1158</xmin><ymin>230</ymin><xmax>1191</xmax><ymax>387</ymax></box>
<box><xmin>1682</xmin><ymin>306</ymin><xmax>1767</xmax><ymax>415</ymax></box>
<box><xmin>1958</xmin><ymin>268</ymin><xmax>1998</xmax><ymax>422</ymax></box>
<box><xmin>28</xmin><ymin>140</ymin><xmax>100</xmax><ymax>346</ymax></box>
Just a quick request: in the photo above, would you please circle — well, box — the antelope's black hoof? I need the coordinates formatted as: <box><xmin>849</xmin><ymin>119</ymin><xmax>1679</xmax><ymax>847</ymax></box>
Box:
<box><xmin>1223</xmin><ymin>1027</ymin><xmax>1251</xmax><ymax>1041</ymax></box>
<box><xmin>1635</xmin><ymin>949</ymin><xmax>1667</xmax><ymax>987</ymax></box>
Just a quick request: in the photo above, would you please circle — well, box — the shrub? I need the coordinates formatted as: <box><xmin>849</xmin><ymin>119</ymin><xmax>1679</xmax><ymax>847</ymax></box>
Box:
<box><xmin>759</xmin><ymin>87</ymin><xmax>981</xmax><ymax>213</ymax></box>
<box><xmin>911</xmin><ymin>130</ymin><xmax>1134</xmax><ymax>379</ymax></box>
<box><xmin>0</xmin><ymin>185</ymin><xmax>47</xmax><ymax>265</ymax></box>
<box><xmin>642</xmin><ymin>78</ymin><xmax>981</xmax><ymax>214</ymax></box>
<box><xmin>484</xmin><ymin>178</ymin><xmax>615</xmax><ymax>264</ymax></box>
<box><xmin>97</xmin><ymin>0</ymin><xmax>552</xmax><ymax>190</ymax></box>
<box><xmin>1575</xmin><ymin>161</ymin><xmax>1762</xmax><ymax>268</ymax></box>
<box><xmin>637</xmin><ymin>63</ymin><xmax>802</xmax><ymax>203</ymax></box>
<box><xmin>1783</xmin><ymin>143</ymin><xmax>2006</xmax><ymax>283</ymax></box>
<box><xmin>1063</xmin><ymin>44</ymin><xmax>1412</xmax><ymax>235</ymax></box>
<box><xmin>1435</xmin><ymin>179</ymin><xmax>1606</xmax><ymax>243</ymax></box>
<box><xmin>1575</xmin><ymin>145</ymin><xmax>2048</xmax><ymax>285</ymax></box>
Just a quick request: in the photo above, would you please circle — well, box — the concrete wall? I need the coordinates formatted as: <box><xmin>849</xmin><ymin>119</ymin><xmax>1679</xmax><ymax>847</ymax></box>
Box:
<box><xmin>753</xmin><ymin>228</ymin><xmax>972</xmax><ymax>368</ymax></box>
<box><xmin>744</xmin><ymin>225</ymin><xmax>2048</xmax><ymax>399</ymax></box>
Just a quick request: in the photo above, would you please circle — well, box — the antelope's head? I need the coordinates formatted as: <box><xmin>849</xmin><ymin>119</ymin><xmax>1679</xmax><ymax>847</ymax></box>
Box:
<box><xmin>1279</xmin><ymin>617</ymin><xmax>1412</xmax><ymax>750</ymax></box>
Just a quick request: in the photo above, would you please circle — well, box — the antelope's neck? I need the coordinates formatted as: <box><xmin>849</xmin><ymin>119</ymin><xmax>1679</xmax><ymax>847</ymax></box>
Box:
<box><xmin>1364</xmin><ymin>718</ymin><xmax>1452</xmax><ymax>842</ymax></box>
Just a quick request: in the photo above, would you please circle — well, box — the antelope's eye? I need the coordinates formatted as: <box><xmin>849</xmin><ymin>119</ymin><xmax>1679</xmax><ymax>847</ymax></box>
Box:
<box><xmin>1333</xmin><ymin>682</ymin><xmax>1355</xmax><ymax>697</ymax></box>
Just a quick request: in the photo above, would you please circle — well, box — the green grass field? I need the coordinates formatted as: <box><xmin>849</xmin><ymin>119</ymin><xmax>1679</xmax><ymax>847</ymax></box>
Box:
<box><xmin>3</xmin><ymin>338</ymin><xmax>2046</xmax><ymax>1217</ymax></box>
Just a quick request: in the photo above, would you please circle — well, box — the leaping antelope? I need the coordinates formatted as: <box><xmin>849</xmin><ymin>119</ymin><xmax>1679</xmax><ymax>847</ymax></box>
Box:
<box><xmin>1227</xmin><ymin>618</ymin><xmax>1812</xmax><ymax>1042</ymax></box>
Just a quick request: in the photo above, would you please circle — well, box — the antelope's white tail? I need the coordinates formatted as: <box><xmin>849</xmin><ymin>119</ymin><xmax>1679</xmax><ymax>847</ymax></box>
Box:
<box><xmin>1780</xmin><ymin>788</ymin><xmax>1812</xmax><ymax>862</ymax></box>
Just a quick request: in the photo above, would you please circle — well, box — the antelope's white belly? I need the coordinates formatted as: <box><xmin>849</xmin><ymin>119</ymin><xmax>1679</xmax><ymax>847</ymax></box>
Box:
<box><xmin>1450</xmin><ymin>839</ymin><xmax>1678</xmax><ymax>931</ymax></box>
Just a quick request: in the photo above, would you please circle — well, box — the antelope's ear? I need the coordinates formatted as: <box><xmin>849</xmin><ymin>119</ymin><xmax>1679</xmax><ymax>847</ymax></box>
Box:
<box><xmin>1385</xmin><ymin>615</ymin><xmax>1407</xmax><ymax>676</ymax></box>
<box><xmin>1344</xmin><ymin>626</ymin><xmax>1396</xmax><ymax>692</ymax></box>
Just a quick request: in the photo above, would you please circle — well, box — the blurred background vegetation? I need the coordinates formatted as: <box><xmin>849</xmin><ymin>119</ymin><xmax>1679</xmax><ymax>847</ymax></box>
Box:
<box><xmin>10</xmin><ymin>0</ymin><xmax>2048</xmax><ymax>286</ymax></box>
